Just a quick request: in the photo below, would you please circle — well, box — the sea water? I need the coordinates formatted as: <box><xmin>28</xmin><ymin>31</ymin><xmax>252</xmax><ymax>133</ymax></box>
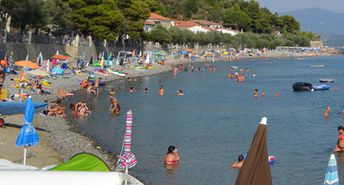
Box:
<box><xmin>65</xmin><ymin>55</ymin><xmax>344</xmax><ymax>185</ymax></box>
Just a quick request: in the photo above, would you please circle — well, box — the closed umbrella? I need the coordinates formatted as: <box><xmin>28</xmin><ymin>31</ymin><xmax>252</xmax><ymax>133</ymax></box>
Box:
<box><xmin>16</xmin><ymin>96</ymin><xmax>40</xmax><ymax>165</ymax></box>
<box><xmin>15</xmin><ymin>60</ymin><xmax>40</xmax><ymax>69</ymax></box>
<box><xmin>235</xmin><ymin>117</ymin><xmax>272</xmax><ymax>185</ymax></box>
<box><xmin>117</xmin><ymin>110</ymin><xmax>137</xmax><ymax>173</ymax></box>
<box><xmin>324</xmin><ymin>154</ymin><xmax>339</xmax><ymax>185</ymax></box>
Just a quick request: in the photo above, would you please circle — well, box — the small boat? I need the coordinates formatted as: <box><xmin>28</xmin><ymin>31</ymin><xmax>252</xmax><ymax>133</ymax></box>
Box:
<box><xmin>312</xmin><ymin>85</ymin><xmax>330</xmax><ymax>91</ymax></box>
<box><xmin>320</xmin><ymin>79</ymin><xmax>334</xmax><ymax>83</ymax></box>
<box><xmin>292</xmin><ymin>82</ymin><xmax>312</xmax><ymax>91</ymax></box>
<box><xmin>310</xmin><ymin>64</ymin><xmax>324</xmax><ymax>68</ymax></box>
<box><xmin>107</xmin><ymin>69</ymin><xmax>127</xmax><ymax>77</ymax></box>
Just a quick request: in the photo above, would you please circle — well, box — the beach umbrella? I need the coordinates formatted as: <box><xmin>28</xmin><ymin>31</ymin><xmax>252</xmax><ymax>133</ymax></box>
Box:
<box><xmin>324</xmin><ymin>154</ymin><xmax>339</xmax><ymax>185</ymax></box>
<box><xmin>15</xmin><ymin>60</ymin><xmax>40</xmax><ymax>69</ymax></box>
<box><xmin>117</xmin><ymin>110</ymin><xmax>137</xmax><ymax>173</ymax></box>
<box><xmin>235</xmin><ymin>117</ymin><xmax>272</xmax><ymax>185</ymax></box>
<box><xmin>51</xmin><ymin>54</ymin><xmax>70</xmax><ymax>61</ymax></box>
<box><xmin>37</xmin><ymin>52</ymin><xmax>43</xmax><ymax>66</ymax></box>
<box><xmin>15</xmin><ymin>96</ymin><xmax>40</xmax><ymax>166</ymax></box>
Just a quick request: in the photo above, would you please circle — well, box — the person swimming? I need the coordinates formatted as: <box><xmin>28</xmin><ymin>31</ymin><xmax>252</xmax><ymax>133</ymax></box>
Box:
<box><xmin>253</xmin><ymin>89</ymin><xmax>258</xmax><ymax>97</ymax></box>
<box><xmin>159</xmin><ymin>85</ymin><xmax>165</xmax><ymax>96</ymax></box>
<box><xmin>164</xmin><ymin>145</ymin><xmax>180</xmax><ymax>165</ymax></box>
<box><xmin>232</xmin><ymin>154</ymin><xmax>244</xmax><ymax>169</ymax></box>
<box><xmin>129</xmin><ymin>86</ymin><xmax>136</xmax><ymax>93</ymax></box>
<box><xmin>335</xmin><ymin>126</ymin><xmax>344</xmax><ymax>152</ymax></box>
<box><xmin>177</xmin><ymin>89</ymin><xmax>184</xmax><ymax>96</ymax></box>
<box><xmin>144</xmin><ymin>87</ymin><xmax>149</xmax><ymax>94</ymax></box>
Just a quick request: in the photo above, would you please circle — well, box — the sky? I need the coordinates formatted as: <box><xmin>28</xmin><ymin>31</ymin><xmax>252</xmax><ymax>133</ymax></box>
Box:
<box><xmin>256</xmin><ymin>0</ymin><xmax>344</xmax><ymax>13</ymax></box>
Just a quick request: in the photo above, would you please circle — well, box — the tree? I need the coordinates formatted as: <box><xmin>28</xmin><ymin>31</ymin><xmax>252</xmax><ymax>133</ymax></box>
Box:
<box><xmin>42</xmin><ymin>0</ymin><xmax>72</xmax><ymax>34</ymax></box>
<box><xmin>0</xmin><ymin>0</ymin><xmax>46</xmax><ymax>33</ymax></box>
<box><xmin>145</xmin><ymin>25</ymin><xmax>171</xmax><ymax>44</ymax></box>
<box><xmin>278</xmin><ymin>15</ymin><xmax>300</xmax><ymax>34</ymax></box>
<box><xmin>118</xmin><ymin>0</ymin><xmax>151</xmax><ymax>41</ymax></box>
<box><xmin>223</xmin><ymin>9</ymin><xmax>251</xmax><ymax>31</ymax></box>
<box><xmin>67</xmin><ymin>0</ymin><xmax>124</xmax><ymax>40</ymax></box>
<box><xmin>184</xmin><ymin>0</ymin><xmax>198</xmax><ymax>19</ymax></box>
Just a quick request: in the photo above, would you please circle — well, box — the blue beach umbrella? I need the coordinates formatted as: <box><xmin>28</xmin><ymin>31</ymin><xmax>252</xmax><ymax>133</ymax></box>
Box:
<box><xmin>324</xmin><ymin>154</ymin><xmax>339</xmax><ymax>185</ymax></box>
<box><xmin>16</xmin><ymin>96</ymin><xmax>40</xmax><ymax>165</ymax></box>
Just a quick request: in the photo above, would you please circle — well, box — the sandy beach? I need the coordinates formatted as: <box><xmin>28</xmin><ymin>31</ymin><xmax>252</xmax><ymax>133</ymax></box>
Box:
<box><xmin>0</xmin><ymin>49</ymin><xmax>340</xmax><ymax>169</ymax></box>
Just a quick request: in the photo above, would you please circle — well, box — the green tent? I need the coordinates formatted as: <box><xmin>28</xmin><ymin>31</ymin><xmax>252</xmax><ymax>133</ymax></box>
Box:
<box><xmin>50</xmin><ymin>153</ymin><xmax>111</xmax><ymax>172</ymax></box>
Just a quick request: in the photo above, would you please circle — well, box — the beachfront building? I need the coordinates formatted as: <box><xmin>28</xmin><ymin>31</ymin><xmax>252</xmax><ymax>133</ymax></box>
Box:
<box><xmin>174</xmin><ymin>20</ymin><xmax>209</xmax><ymax>33</ymax></box>
<box><xmin>193</xmin><ymin>20</ymin><xmax>223</xmax><ymax>29</ymax></box>
<box><xmin>144</xmin><ymin>13</ymin><xmax>175</xmax><ymax>32</ymax></box>
<box><xmin>216</xmin><ymin>28</ymin><xmax>240</xmax><ymax>36</ymax></box>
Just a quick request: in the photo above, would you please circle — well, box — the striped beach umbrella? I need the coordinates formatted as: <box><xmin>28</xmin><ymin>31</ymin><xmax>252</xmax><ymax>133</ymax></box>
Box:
<box><xmin>117</xmin><ymin>110</ymin><xmax>137</xmax><ymax>171</ymax></box>
<box><xmin>324</xmin><ymin>154</ymin><xmax>339</xmax><ymax>185</ymax></box>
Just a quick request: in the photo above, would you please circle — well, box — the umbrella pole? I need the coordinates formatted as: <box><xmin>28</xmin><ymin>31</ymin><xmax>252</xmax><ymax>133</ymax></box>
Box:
<box><xmin>23</xmin><ymin>147</ymin><xmax>27</xmax><ymax>166</ymax></box>
<box><xmin>125</xmin><ymin>165</ymin><xmax>128</xmax><ymax>185</ymax></box>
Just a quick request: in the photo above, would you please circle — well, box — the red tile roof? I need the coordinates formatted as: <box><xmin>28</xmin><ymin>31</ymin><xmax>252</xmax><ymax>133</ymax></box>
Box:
<box><xmin>144</xmin><ymin>20</ymin><xmax>155</xmax><ymax>25</ymax></box>
<box><xmin>149</xmin><ymin>13</ymin><xmax>171</xmax><ymax>21</ymax></box>
<box><xmin>175</xmin><ymin>20</ymin><xmax>199</xmax><ymax>28</ymax></box>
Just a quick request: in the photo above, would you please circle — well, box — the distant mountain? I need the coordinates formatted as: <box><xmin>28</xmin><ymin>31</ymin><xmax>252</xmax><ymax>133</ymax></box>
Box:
<box><xmin>281</xmin><ymin>8</ymin><xmax>344</xmax><ymax>35</ymax></box>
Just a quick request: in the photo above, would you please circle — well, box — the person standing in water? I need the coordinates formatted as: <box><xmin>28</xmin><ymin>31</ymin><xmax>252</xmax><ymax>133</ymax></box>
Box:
<box><xmin>164</xmin><ymin>146</ymin><xmax>180</xmax><ymax>165</ymax></box>
<box><xmin>159</xmin><ymin>85</ymin><xmax>165</xmax><ymax>96</ymax></box>
<box><xmin>335</xmin><ymin>126</ymin><xmax>344</xmax><ymax>152</ymax></box>
<box><xmin>253</xmin><ymin>89</ymin><xmax>258</xmax><ymax>97</ymax></box>
<box><xmin>94</xmin><ymin>77</ymin><xmax>101</xmax><ymax>95</ymax></box>
<box><xmin>323</xmin><ymin>105</ymin><xmax>331</xmax><ymax>118</ymax></box>
<box><xmin>232</xmin><ymin>154</ymin><xmax>245</xmax><ymax>169</ymax></box>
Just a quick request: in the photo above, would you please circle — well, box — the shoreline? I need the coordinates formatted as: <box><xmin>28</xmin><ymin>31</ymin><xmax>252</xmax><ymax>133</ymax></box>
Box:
<box><xmin>1</xmin><ymin>50</ymin><xmax>341</xmax><ymax>169</ymax></box>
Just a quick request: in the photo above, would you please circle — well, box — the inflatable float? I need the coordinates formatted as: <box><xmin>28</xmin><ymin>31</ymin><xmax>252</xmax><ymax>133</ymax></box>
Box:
<box><xmin>319</xmin><ymin>79</ymin><xmax>334</xmax><ymax>83</ymax></box>
<box><xmin>312</xmin><ymin>84</ymin><xmax>330</xmax><ymax>91</ymax></box>
<box><xmin>292</xmin><ymin>82</ymin><xmax>312</xmax><ymax>91</ymax></box>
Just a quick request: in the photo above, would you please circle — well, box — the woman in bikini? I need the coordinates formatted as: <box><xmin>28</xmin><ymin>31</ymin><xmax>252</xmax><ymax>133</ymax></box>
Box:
<box><xmin>164</xmin><ymin>145</ymin><xmax>180</xmax><ymax>166</ymax></box>
<box><xmin>335</xmin><ymin>126</ymin><xmax>344</xmax><ymax>152</ymax></box>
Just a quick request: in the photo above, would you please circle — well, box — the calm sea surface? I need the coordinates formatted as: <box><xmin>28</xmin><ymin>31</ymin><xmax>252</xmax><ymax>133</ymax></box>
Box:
<box><xmin>65</xmin><ymin>55</ymin><xmax>344</xmax><ymax>185</ymax></box>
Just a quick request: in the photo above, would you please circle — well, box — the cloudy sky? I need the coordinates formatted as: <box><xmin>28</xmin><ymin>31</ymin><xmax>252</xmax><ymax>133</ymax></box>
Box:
<box><xmin>256</xmin><ymin>0</ymin><xmax>344</xmax><ymax>13</ymax></box>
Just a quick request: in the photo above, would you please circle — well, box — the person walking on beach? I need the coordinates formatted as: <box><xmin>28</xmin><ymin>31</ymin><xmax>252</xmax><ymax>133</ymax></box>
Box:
<box><xmin>159</xmin><ymin>85</ymin><xmax>165</xmax><ymax>96</ymax></box>
<box><xmin>164</xmin><ymin>146</ymin><xmax>180</xmax><ymax>165</ymax></box>
<box><xmin>334</xmin><ymin>126</ymin><xmax>344</xmax><ymax>152</ymax></box>
<box><xmin>323</xmin><ymin>105</ymin><xmax>331</xmax><ymax>118</ymax></box>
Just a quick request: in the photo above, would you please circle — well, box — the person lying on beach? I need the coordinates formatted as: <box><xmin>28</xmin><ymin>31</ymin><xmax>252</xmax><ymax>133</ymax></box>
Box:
<box><xmin>334</xmin><ymin>126</ymin><xmax>344</xmax><ymax>152</ymax></box>
<box><xmin>46</xmin><ymin>100</ymin><xmax>66</xmax><ymax>117</ymax></box>
<box><xmin>232</xmin><ymin>154</ymin><xmax>244</xmax><ymax>169</ymax></box>
<box><xmin>57</xmin><ymin>89</ymin><xmax>74</xmax><ymax>98</ymax></box>
<box><xmin>164</xmin><ymin>146</ymin><xmax>180</xmax><ymax>165</ymax></box>
<box><xmin>159</xmin><ymin>85</ymin><xmax>165</xmax><ymax>96</ymax></box>
<box><xmin>177</xmin><ymin>89</ymin><xmax>184</xmax><ymax>96</ymax></box>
